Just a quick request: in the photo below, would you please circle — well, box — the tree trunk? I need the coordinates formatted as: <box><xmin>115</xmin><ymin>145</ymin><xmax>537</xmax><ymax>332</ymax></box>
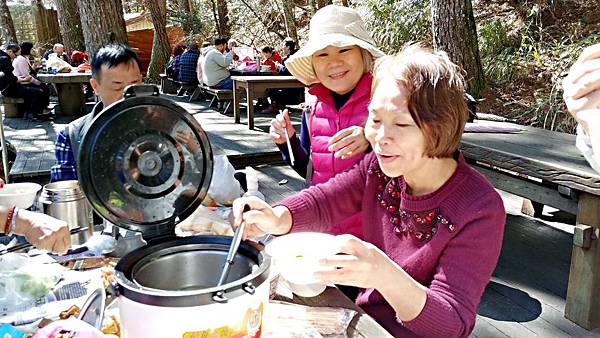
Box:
<box><xmin>0</xmin><ymin>0</ymin><xmax>18</xmax><ymax>44</ymax></box>
<box><xmin>431</xmin><ymin>0</ymin><xmax>485</xmax><ymax>98</ymax></box>
<box><xmin>216</xmin><ymin>0</ymin><xmax>230</xmax><ymax>37</ymax></box>
<box><xmin>47</xmin><ymin>8</ymin><xmax>61</xmax><ymax>44</ymax></box>
<box><xmin>177</xmin><ymin>0</ymin><xmax>192</xmax><ymax>35</ymax></box>
<box><xmin>144</xmin><ymin>0</ymin><xmax>170</xmax><ymax>83</ymax></box>
<box><xmin>77</xmin><ymin>0</ymin><xmax>128</xmax><ymax>57</ymax></box>
<box><xmin>33</xmin><ymin>0</ymin><xmax>61</xmax><ymax>46</ymax></box>
<box><xmin>33</xmin><ymin>0</ymin><xmax>47</xmax><ymax>45</ymax></box>
<box><xmin>308</xmin><ymin>0</ymin><xmax>316</xmax><ymax>14</ymax></box>
<box><xmin>55</xmin><ymin>0</ymin><xmax>85</xmax><ymax>52</ymax></box>
<box><xmin>209</xmin><ymin>0</ymin><xmax>220</xmax><ymax>36</ymax></box>
<box><xmin>281</xmin><ymin>0</ymin><xmax>298</xmax><ymax>42</ymax></box>
<box><xmin>316</xmin><ymin>0</ymin><xmax>331</xmax><ymax>9</ymax></box>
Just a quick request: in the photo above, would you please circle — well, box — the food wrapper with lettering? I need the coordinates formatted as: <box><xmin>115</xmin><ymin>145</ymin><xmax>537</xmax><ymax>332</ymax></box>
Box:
<box><xmin>264</xmin><ymin>301</ymin><xmax>356</xmax><ymax>338</ymax></box>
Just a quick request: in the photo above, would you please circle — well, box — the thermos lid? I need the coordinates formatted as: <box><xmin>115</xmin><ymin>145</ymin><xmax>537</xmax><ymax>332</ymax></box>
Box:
<box><xmin>78</xmin><ymin>85</ymin><xmax>213</xmax><ymax>238</ymax></box>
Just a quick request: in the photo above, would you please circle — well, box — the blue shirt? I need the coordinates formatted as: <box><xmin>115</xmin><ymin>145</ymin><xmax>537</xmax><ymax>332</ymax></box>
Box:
<box><xmin>50</xmin><ymin>129</ymin><xmax>77</xmax><ymax>182</ymax></box>
<box><xmin>178</xmin><ymin>50</ymin><xmax>199</xmax><ymax>84</ymax></box>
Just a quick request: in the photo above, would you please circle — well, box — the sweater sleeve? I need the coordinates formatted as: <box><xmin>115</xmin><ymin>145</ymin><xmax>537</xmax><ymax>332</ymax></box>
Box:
<box><xmin>401</xmin><ymin>193</ymin><xmax>505</xmax><ymax>337</ymax></box>
<box><xmin>278</xmin><ymin>153</ymin><xmax>372</xmax><ymax>233</ymax></box>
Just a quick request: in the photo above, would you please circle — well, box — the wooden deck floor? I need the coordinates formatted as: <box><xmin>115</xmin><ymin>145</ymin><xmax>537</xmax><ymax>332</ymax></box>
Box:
<box><xmin>4</xmin><ymin>95</ymin><xmax>304</xmax><ymax>181</ymax></box>
<box><xmin>3</xmin><ymin>95</ymin><xmax>600</xmax><ymax>337</ymax></box>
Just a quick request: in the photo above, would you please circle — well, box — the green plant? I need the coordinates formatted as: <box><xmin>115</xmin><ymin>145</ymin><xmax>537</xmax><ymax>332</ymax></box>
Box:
<box><xmin>478</xmin><ymin>19</ymin><xmax>517</xmax><ymax>86</ymax></box>
<box><xmin>359</xmin><ymin>0</ymin><xmax>431</xmax><ymax>54</ymax></box>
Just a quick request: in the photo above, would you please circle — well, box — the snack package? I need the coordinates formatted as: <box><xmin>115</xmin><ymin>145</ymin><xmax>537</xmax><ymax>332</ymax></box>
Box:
<box><xmin>264</xmin><ymin>301</ymin><xmax>356</xmax><ymax>338</ymax></box>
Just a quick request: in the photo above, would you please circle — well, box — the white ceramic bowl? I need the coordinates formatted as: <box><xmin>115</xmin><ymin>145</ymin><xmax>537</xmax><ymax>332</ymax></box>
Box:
<box><xmin>266</xmin><ymin>232</ymin><xmax>341</xmax><ymax>285</ymax></box>
<box><xmin>0</xmin><ymin>183</ymin><xmax>42</xmax><ymax>208</ymax></box>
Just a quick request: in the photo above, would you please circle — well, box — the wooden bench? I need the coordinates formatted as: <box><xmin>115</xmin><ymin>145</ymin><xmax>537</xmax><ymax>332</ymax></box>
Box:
<box><xmin>159</xmin><ymin>73</ymin><xmax>178</xmax><ymax>94</ymax></box>
<box><xmin>0</xmin><ymin>95</ymin><xmax>24</xmax><ymax>117</ymax></box>
<box><xmin>460</xmin><ymin>121</ymin><xmax>600</xmax><ymax>330</ymax></box>
<box><xmin>198</xmin><ymin>85</ymin><xmax>233</xmax><ymax>112</ymax></box>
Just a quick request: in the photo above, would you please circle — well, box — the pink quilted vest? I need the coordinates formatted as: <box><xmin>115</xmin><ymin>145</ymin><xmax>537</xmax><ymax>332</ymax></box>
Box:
<box><xmin>306</xmin><ymin>73</ymin><xmax>372</xmax><ymax>238</ymax></box>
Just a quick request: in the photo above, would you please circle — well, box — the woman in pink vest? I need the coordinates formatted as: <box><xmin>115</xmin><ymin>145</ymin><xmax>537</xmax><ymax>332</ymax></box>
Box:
<box><xmin>269</xmin><ymin>5</ymin><xmax>384</xmax><ymax>239</ymax></box>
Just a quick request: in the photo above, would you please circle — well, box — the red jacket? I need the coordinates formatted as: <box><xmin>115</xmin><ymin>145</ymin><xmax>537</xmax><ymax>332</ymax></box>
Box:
<box><xmin>262</xmin><ymin>52</ymin><xmax>282</xmax><ymax>72</ymax></box>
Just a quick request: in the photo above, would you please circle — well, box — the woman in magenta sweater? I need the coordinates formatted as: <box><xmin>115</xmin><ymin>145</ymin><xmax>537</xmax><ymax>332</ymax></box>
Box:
<box><xmin>234</xmin><ymin>44</ymin><xmax>505</xmax><ymax>337</ymax></box>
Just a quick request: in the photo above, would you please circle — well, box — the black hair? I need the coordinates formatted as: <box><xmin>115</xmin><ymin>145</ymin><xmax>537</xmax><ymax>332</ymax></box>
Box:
<box><xmin>5</xmin><ymin>44</ymin><xmax>19</xmax><ymax>53</ymax></box>
<box><xmin>19</xmin><ymin>41</ymin><xmax>34</xmax><ymax>56</ymax></box>
<box><xmin>91</xmin><ymin>44</ymin><xmax>141</xmax><ymax>81</ymax></box>
<box><xmin>261</xmin><ymin>46</ymin><xmax>274</xmax><ymax>54</ymax></box>
<box><xmin>214</xmin><ymin>37</ymin><xmax>227</xmax><ymax>46</ymax></box>
<box><xmin>284</xmin><ymin>39</ymin><xmax>296</xmax><ymax>51</ymax></box>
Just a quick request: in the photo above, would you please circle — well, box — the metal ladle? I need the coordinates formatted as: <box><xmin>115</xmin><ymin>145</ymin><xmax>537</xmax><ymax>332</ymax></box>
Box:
<box><xmin>214</xmin><ymin>205</ymin><xmax>250</xmax><ymax>300</ymax></box>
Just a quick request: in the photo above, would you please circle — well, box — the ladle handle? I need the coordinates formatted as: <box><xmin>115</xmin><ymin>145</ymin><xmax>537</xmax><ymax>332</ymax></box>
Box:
<box><xmin>216</xmin><ymin>204</ymin><xmax>250</xmax><ymax>287</ymax></box>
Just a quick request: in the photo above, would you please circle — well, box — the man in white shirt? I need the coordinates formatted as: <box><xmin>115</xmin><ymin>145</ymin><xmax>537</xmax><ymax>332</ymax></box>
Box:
<box><xmin>563</xmin><ymin>43</ymin><xmax>600</xmax><ymax>173</ymax></box>
<box><xmin>201</xmin><ymin>37</ymin><xmax>233</xmax><ymax>89</ymax></box>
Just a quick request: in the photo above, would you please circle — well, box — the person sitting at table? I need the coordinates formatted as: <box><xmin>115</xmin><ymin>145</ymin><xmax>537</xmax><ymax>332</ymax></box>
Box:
<box><xmin>227</xmin><ymin>38</ymin><xmax>239</xmax><ymax>62</ymax></box>
<box><xmin>196</xmin><ymin>41</ymin><xmax>212</xmax><ymax>86</ymax></box>
<box><xmin>260</xmin><ymin>45</ymin><xmax>282</xmax><ymax>73</ymax></box>
<box><xmin>563</xmin><ymin>43</ymin><xmax>600</xmax><ymax>174</ymax></box>
<box><xmin>0</xmin><ymin>44</ymin><xmax>52</xmax><ymax>121</ymax></box>
<box><xmin>234</xmin><ymin>43</ymin><xmax>505</xmax><ymax>338</ymax></box>
<box><xmin>167</xmin><ymin>44</ymin><xmax>185</xmax><ymax>81</ymax></box>
<box><xmin>12</xmin><ymin>41</ymin><xmax>52</xmax><ymax>118</ymax></box>
<box><xmin>178</xmin><ymin>42</ymin><xmax>200</xmax><ymax>86</ymax></box>
<box><xmin>268</xmin><ymin>5</ymin><xmax>384</xmax><ymax>238</ymax></box>
<box><xmin>70</xmin><ymin>50</ymin><xmax>88</xmax><ymax>67</ymax></box>
<box><xmin>265</xmin><ymin>38</ymin><xmax>303</xmax><ymax>113</ymax></box>
<box><xmin>44</xmin><ymin>43</ymin><xmax>70</xmax><ymax>64</ymax></box>
<box><xmin>202</xmin><ymin>37</ymin><xmax>234</xmax><ymax>90</ymax></box>
<box><xmin>50</xmin><ymin>44</ymin><xmax>143</xmax><ymax>182</ymax></box>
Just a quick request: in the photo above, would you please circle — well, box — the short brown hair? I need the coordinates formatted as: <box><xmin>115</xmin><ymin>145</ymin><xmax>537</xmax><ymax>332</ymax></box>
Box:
<box><xmin>372</xmin><ymin>43</ymin><xmax>468</xmax><ymax>158</ymax></box>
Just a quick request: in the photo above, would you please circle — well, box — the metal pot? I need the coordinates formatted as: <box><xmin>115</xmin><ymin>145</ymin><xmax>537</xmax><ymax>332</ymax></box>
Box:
<box><xmin>78</xmin><ymin>85</ymin><xmax>274</xmax><ymax>337</ymax></box>
<box><xmin>114</xmin><ymin>236</ymin><xmax>270</xmax><ymax>338</ymax></box>
<box><xmin>39</xmin><ymin>180</ymin><xmax>93</xmax><ymax>245</ymax></box>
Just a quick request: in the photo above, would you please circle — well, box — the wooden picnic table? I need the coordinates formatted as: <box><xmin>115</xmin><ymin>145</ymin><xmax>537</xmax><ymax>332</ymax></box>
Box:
<box><xmin>232</xmin><ymin>75</ymin><xmax>305</xmax><ymax>129</ymax></box>
<box><xmin>37</xmin><ymin>71</ymin><xmax>92</xmax><ymax>116</ymax></box>
<box><xmin>279</xmin><ymin>286</ymin><xmax>393</xmax><ymax>337</ymax></box>
<box><xmin>460</xmin><ymin>121</ymin><xmax>600</xmax><ymax>329</ymax></box>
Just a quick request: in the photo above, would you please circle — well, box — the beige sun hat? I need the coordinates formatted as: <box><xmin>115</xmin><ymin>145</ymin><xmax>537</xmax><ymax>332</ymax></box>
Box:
<box><xmin>285</xmin><ymin>5</ymin><xmax>385</xmax><ymax>85</ymax></box>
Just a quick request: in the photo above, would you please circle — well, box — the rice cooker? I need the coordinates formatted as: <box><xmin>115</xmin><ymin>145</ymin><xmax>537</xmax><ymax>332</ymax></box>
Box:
<box><xmin>77</xmin><ymin>85</ymin><xmax>271</xmax><ymax>338</ymax></box>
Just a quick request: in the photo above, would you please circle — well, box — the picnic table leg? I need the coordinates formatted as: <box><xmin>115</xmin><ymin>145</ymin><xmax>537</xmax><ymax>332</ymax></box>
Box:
<box><xmin>0</xmin><ymin>105</ymin><xmax>10</xmax><ymax>183</ymax></box>
<box><xmin>55</xmin><ymin>83</ymin><xmax>85</xmax><ymax>116</ymax></box>
<box><xmin>565</xmin><ymin>192</ymin><xmax>600</xmax><ymax>329</ymax></box>
<box><xmin>233</xmin><ymin>80</ymin><xmax>241</xmax><ymax>124</ymax></box>
<box><xmin>246</xmin><ymin>87</ymin><xmax>254</xmax><ymax>130</ymax></box>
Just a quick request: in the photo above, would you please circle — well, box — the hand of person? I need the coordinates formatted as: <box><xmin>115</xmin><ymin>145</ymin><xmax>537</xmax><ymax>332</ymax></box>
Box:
<box><xmin>0</xmin><ymin>178</ymin><xmax>4</xmax><ymax>188</ymax></box>
<box><xmin>563</xmin><ymin>43</ymin><xmax>600</xmax><ymax>133</ymax></box>
<box><xmin>328</xmin><ymin>126</ymin><xmax>369</xmax><ymax>159</ymax></box>
<box><xmin>176</xmin><ymin>130</ymin><xmax>199</xmax><ymax>154</ymax></box>
<box><xmin>314</xmin><ymin>234</ymin><xmax>394</xmax><ymax>290</ymax></box>
<box><xmin>269</xmin><ymin>109</ymin><xmax>295</xmax><ymax>145</ymax></box>
<box><xmin>231</xmin><ymin>196</ymin><xmax>292</xmax><ymax>240</ymax></box>
<box><xmin>15</xmin><ymin>209</ymin><xmax>71</xmax><ymax>254</ymax></box>
<box><xmin>18</xmin><ymin>75</ymin><xmax>32</xmax><ymax>83</ymax></box>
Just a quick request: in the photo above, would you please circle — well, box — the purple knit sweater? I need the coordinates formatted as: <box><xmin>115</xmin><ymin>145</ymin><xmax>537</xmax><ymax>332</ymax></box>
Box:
<box><xmin>280</xmin><ymin>152</ymin><xmax>505</xmax><ymax>337</ymax></box>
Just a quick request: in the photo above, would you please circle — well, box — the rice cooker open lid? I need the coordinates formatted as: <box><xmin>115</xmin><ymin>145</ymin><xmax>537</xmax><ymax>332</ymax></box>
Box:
<box><xmin>78</xmin><ymin>85</ymin><xmax>213</xmax><ymax>237</ymax></box>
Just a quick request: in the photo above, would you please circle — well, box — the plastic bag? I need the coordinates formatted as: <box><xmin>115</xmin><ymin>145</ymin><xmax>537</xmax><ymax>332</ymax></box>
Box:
<box><xmin>176</xmin><ymin>205</ymin><xmax>233</xmax><ymax>236</ymax></box>
<box><xmin>204</xmin><ymin>155</ymin><xmax>243</xmax><ymax>206</ymax></box>
<box><xmin>0</xmin><ymin>253</ymin><xmax>64</xmax><ymax>315</ymax></box>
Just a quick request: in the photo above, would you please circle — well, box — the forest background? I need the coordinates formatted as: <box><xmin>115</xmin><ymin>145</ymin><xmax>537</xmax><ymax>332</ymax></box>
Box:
<box><xmin>1</xmin><ymin>0</ymin><xmax>599</xmax><ymax>133</ymax></box>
